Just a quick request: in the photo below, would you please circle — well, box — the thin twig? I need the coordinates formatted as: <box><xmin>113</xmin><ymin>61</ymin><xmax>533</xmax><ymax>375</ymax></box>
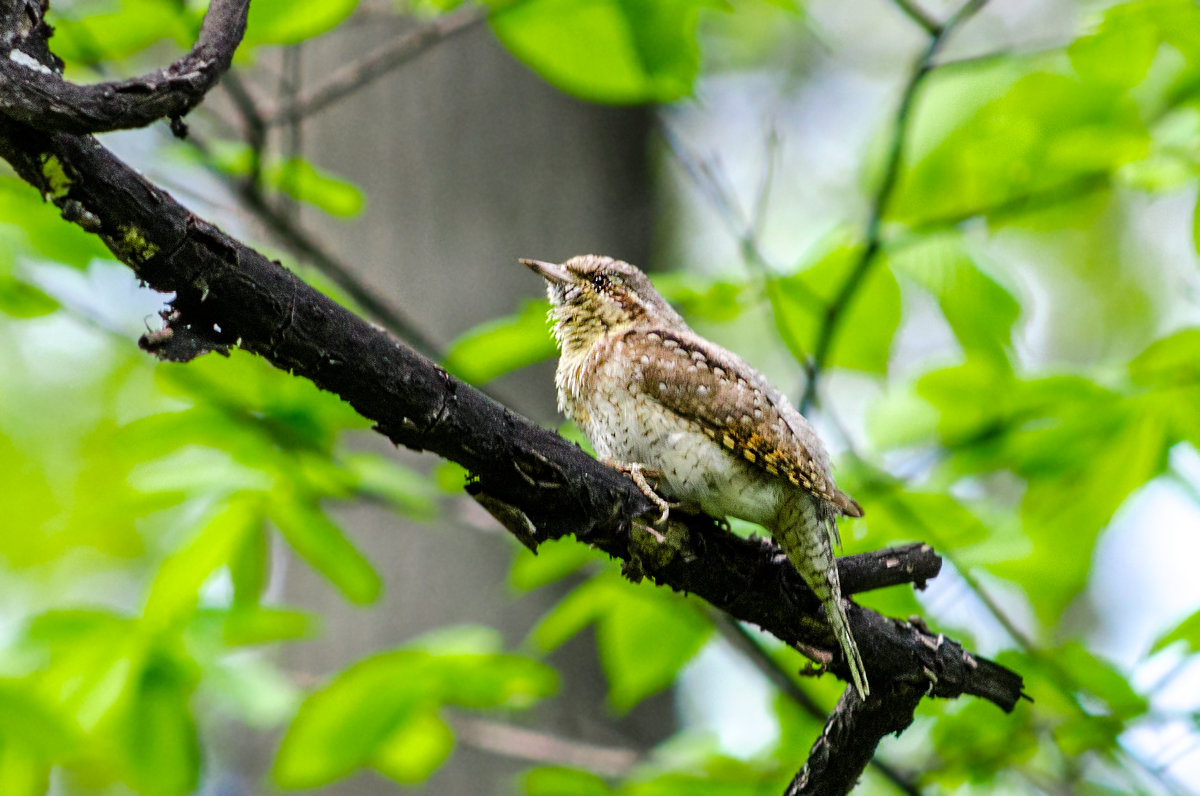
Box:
<box><xmin>658</xmin><ymin>121</ymin><xmax>823</xmax><ymax>377</ymax></box>
<box><xmin>449</xmin><ymin>714</ymin><xmax>639</xmax><ymax>778</ymax></box>
<box><xmin>889</xmin><ymin>0</ymin><xmax>941</xmax><ymax>36</ymax></box>
<box><xmin>263</xmin><ymin>7</ymin><xmax>485</xmax><ymax>127</ymax></box>
<box><xmin>211</xmin><ymin>75</ymin><xmax>443</xmax><ymax>357</ymax></box>
<box><xmin>799</xmin><ymin>0</ymin><xmax>990</xmax><ymax>414</ymax></box>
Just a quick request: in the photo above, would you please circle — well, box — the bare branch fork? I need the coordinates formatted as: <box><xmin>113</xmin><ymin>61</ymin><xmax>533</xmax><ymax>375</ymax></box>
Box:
<box><xmin>0</xmin><ymin>2</ymin><xmax>1023</xmax><ymax>794</ymax></box>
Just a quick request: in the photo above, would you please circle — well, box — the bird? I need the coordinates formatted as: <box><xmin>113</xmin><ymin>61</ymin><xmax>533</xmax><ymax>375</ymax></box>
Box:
<box><xmin>521</xmin><ymin>254</ymin><xmax>869</xmax><ymax>699</ymax></box>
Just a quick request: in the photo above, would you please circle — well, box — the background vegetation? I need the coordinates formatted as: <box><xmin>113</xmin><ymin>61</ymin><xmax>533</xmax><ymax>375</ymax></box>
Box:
<box><xmin>1</xmin><ymin>0</ymin><xmax>1199</xmax><ymax>794</ymax></box>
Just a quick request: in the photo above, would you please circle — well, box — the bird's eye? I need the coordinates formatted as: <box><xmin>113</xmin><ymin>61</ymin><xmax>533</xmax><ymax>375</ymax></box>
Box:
<box><xmin>589</xmin><ymin>274</ymin><xmax>609</xmax><ymax>291</ymax></box>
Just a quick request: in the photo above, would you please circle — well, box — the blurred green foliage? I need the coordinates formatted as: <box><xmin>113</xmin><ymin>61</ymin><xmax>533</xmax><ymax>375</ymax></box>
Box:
<box><xmin>0</xmin><ymin>0</ymin><xmax>1199</xmax><ymax>794</ymax></box>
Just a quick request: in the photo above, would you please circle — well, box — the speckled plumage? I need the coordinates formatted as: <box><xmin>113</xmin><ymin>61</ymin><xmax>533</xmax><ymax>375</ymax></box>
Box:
<box><xmin>524</xmin><ymin>254</ymin><xmax>869</xmax><ymax>699</ymax></box>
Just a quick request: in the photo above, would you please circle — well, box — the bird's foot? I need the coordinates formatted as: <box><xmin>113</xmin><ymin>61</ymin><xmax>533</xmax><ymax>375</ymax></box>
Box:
<box><xmin>602</xmin><ymin>459</ymin><xmax>673</xmax><ymax>525</ymax></box>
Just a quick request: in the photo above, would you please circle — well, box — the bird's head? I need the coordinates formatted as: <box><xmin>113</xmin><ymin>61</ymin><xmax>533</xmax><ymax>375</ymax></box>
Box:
<box><xmin>521</xmin><ymin>254</ymin><xmax>684</xmax><ymax>355</ymax></box>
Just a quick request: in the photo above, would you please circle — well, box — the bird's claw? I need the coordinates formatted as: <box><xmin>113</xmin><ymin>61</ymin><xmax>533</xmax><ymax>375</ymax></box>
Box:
<box><xmin>603</xmin><ymin>459</ymin><xmax>673</xmax><ymax>525</ymax></box>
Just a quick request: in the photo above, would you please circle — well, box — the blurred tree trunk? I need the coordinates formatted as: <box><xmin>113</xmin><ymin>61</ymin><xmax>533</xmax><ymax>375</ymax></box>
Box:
<box><xmin>217</xmin><ymin>18</ymin><xmax>666</xmax><ymax>795</ymax></box>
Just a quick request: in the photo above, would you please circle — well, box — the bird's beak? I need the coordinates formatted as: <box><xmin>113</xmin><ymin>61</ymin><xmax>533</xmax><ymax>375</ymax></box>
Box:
<box><xmin>520</xmin><ymin>258</ymin><xmax>572</xmax><ymax>285</ymax></box>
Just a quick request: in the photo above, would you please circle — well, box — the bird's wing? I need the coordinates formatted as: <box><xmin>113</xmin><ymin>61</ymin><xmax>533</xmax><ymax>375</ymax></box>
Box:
<box><xmin>623</xmin><ymin>329</ymin><xmax>862</xmax><ymax>517</ymax></box>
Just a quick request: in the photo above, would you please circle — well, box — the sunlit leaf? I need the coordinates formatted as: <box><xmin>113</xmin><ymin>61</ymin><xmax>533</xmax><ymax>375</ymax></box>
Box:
<box><xmin>144</xmin><ymin>495</ymin><xmax>263</xmax><ymax>627</ymax></box>
<box><xmin>1151</xmin><ymin>608</ymin><xmax>1200</xmax><ymax>654</ymax></box>
<box><xmin>491</xmin><ymin>0</ymin><xmax>713</xmax><ymax>104</ymax></box>
<box><xmin>532</xmin><ymin>574</ymin><xmax>710</xmax><ymax>712</ymax></box>
<box><xmin>343</xmin><ymin>452</ymin><xmax>439</xmax><ymax>520</ymax></box>
<box><xmin>999</xmin><ymin>411</ymin><xmax>1166</xmax><ymax>623</ymax></box>
<box><xmin>202</xmin><ymin>656</ymin><xmax>300</xmax><ymax>730</ymax></box>
<box><xmin>929</xmin><ymin>699</ymin><xmax>1037</xmax><ymax>786</ymax></box>
<box><xmin>19</xmin><ymin>610</ymin><xmax>140</xmax><ymax>732</ymax></box>
<box><xmin>1131</xmin><ymin>327</ymin><xmax>1200</xmax><ymax>387</ymax></box>
<box><xmin>0</xmin><ymin>178</ymin><xmax>110</xmax><ymax>268</ymax></box>
<box><xmin>243</xmin><ymin>0</ymin><xmax>360</xmax><ymax>47</ymax></box>
<box><xmin>893</xmin><ymin>71</ymin><xmax>1149</xmax><ymax>227</ymax></box>
<box><xmin>654</xmin><ymin>272</ymin><xmax>752</xmax><ymax>323</ymax></box>
<box><xmin>1068</xmin><ymin>15</ymin><xmax>1158</xmax><ymax>88</ymax></box>
<box><xmin>49</xmin><ymin>0</ymin><xmax>192</xmax><ymax>66</ymax></box>
<box><xmin>1054</xmin><ymin>644</ymin><xmax>1146</xmax><ymax>722</ymax></box>
<box><xmin>121</xmin><ymin>655</ymin><xmax>200</xmax><ymax>796</ymax></box>
<box><xmin>221</xmin><ymin>607</ymin><xmax>316</xmax><ymax>647</ymax></box>
<box><xmin>510</xmin><ymin>537</ymin><xmax>603</xmax><ymax>591</ymax></box>
<box><xmin>268</xmin><ymin>494</ymin><xmax>381</xmax><ymax>604</ymax></box>
<box><xmin>524</xmin><ymin>766</ymin><xmax>611</xmax><ymax>796</ymax></box>
<box><xmin>0</xmin><ymin>277</ymin><xmax>58</xmax><ymax>318</ymax></box>
<box><xmin>268</xmin><ymin>158</ymin><xmax>365</xmax><ymax>218</ymax></box>
<box><xmin>371</xmin><ymin>708</ymin><xmax>455</xmax><ymax>784</ymax></box>
<box><xmin>444</xmin><ymin>300</ymin><xmax>556</xmax><ymax>384</ymax></box>
<box><xmin>772</xmin><ymin>244</ymin><xmax>901</xmax><ymax>373</ymax></box>
<box><xmin>273</xmin><ymin>646</ymin><xmax>555</xmax><ymax>788</ymax></box>
<box><xmin>888</xmin><ymin>235</ymin><xmax>1019</xmax><ymax>364</ymax></box>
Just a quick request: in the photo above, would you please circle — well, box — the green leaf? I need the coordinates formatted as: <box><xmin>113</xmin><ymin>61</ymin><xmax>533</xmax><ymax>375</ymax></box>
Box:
<box><xmin>1152</xmin><ymin>608</ymin><xmax>1200</xmax><ymax>654</ymax></box>
<box><xmin>143</xmin><ymin>495</ymin><xmax>263</xmax><ymax>627</ymax></box>
<box><xmin>435</xmin><ymin>460</ymin><xmax>470</xmax><ymax>493</ymax></box>
<box><xmin>597</xmin><ymin>584</ymin><xmax>710</xmax><ymax>712</ymax></box>
<box><xmin>999</xmin><ymin>410</ymin><xmax>1166</xmax><ymax>623</ymax></box>
<box><xmin>1054</xmin><ymin>644</ymin><xmax>1146</xmax><ymax>722</ymax></box>
<box><xmin>267</xmin><ymin>158</ymin><xmax>365</xmax><ymax>218</ymax></box>
<box><xmin>1194</xmin><ymin>192</ymin><xmax>1200</xmax><ymax>255</ymax></box>
<box><xmin>221</xmin><ymin>607</ymin><xmax>316</xmax><ymax>647</ymax></box>
<box><xmin>0</xmin><ymin>277</ymin><xmax>58</xmax><ymax>318</ymax></box>
<box><xmin>407</xmin><ymin>624</ymin><xmax>505</xmax><ymax>655</ymax></box>
<box><xmin>1068</xmin><ymin>17</ymin><xmax>1159</xmax><ymax>88</ymax></box>
<box><xmin>202</xmin><ymin>656</ymin><xmax>300</xmax><ymax>729</ymax></box>
<box><xmin>20</xmin><ymin>611</ymin><xmax>141</xmax><ymax>732</ymax></box>
<box><xmin>343</xmin><ymin>453</ymin><xmax>439</xmax><ymax>520</ymax></box>
<box><xmin>121</xmin><ymin>656</ymin><xmax>200</xmax><ymax>796</ymax></box>
<box><xmin>273</xmin><ymin>653</ymin><xmax>428</xmax><ymax>789</ymax></box>
<box><xmin>654</xmin><ymin>272</ymin><xmax>752</xmax><ymax>323</ymax></box>
<box><xmin>1131</xmin><ymin>328</ymin><xmax>1200</xmax><ymax>387</ymax></box>
<box><xmin>524</xmin><ymin>766</ymin><xmax>612</xmax><ymax>796</ymax></box>
<box><xmin>915</xmin><ymin>357</ymin><xmax>1013</xmax><ymax>444</ymax></box>
<box><xmin>0</xmin><ymin>680</ymin><xmax>80</xmax><ymax>759</ymax></box>
<box><xmin>0</xmin><ymin>178</ymin><xmax>110</xmax><ymax>268</ymax></box>
<box><xmin>510</xmin><ymin>537</ymin><xmax>602</xmax><ymax>591</ymax></box>
<box><xmin>444</xmin><ymin>300</ymin><xmax>557</xmax><ymax>384</ymax></box>
<box><xmin>274</xmin><ymin>647</ymin><xmax>555</xmax><ymax>788</ymax></box>
<box><xmin>888</xmin><ymin>235</ymin><xmax>1019</xmax><ymax>364</ymax></box>
<box><xmin>892</xmin><ymin>71</ymin><xmax>1149</xmax><ymax>227</ymax></box>
<box><xmin>370</xmin><ymin>709</ymin><xmax>455</xmax><ymax>784</ymax></box>
<box><xmin>49</xmin><ymin>0</ymin><xmax>192</xmax><ymax>65</ymax></box>
<box><xmin>531</xmin><ymin>575</ymin><xmax>615</xmax><ymax>651</ymax></box>
<box><xmin>491</xmin><ymin>0</ymin><xmax>711</xmax><ymax>104</ymax></box>
<box><xmin>268</xmin><ymin>495</ymin><xmax>381</xmax><ymax>604</ymax></box>
<box><xmin>243</xmin><ymin>0</ymin><xmax>360</xmax><ymax>47</ymax></box>
<box><xmin>533</xmin><ymin>575</ymin><xmax>710</xmax><ymax>712</ymax></box>
<box><xmin>0</xmin><ymin>739</ymin><xmax>51</xmax><ymax>796</ymax></box>
<box><xmin>229</xmin><ymin>523</ymin><xmax>269</xmax><ymax>608</ymax></box>
<box><xmin>929</xmin><ymin>699</ymin><xmax>1037</xmax><ymax>786</ymax></box>
<box><xmin>772</xmin><ymin>244</ymin><xmax>901</xmax><ymax>373</ymax></box>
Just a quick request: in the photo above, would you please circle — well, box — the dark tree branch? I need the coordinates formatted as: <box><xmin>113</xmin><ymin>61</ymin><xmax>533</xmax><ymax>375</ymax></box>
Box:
<box><xmin>0</xmin><ymin>114</ymin><xmax>1024</xmax><ymax>715</ymax></box>
<box><xmin>0</xmin><ymin>0</ymin><xmax>248</xmax><ymax>134</ymax></box>
<box><xmin>715</xmin><ymin>618</ymin><xmax>924</xmax><ymax>796</ymax></box>
<box><xmin>785</xmin><ymin>682</ymin><xmax>927</xmax><ymax>796</ymax></box>
<box><xmin>799</xmin><ymin>0</ymin><xmax>989</xmax><ymax>414</ymax></box>
<box><xmin>262</xmin><ymin>7</ymin><xmax>484</xmax><ymax>127</ymax></box>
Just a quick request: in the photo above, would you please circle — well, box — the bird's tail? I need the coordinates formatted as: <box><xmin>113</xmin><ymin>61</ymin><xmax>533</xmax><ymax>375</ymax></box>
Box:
<box><xmin>824</xmin><ymin>589</ymin><xmax>869</xmax><ymax>700</ymax></box>
<box><xmin>777</xmin><ymin>493</ymin><xmax>870</xmax><ymax>700</ymax></box>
